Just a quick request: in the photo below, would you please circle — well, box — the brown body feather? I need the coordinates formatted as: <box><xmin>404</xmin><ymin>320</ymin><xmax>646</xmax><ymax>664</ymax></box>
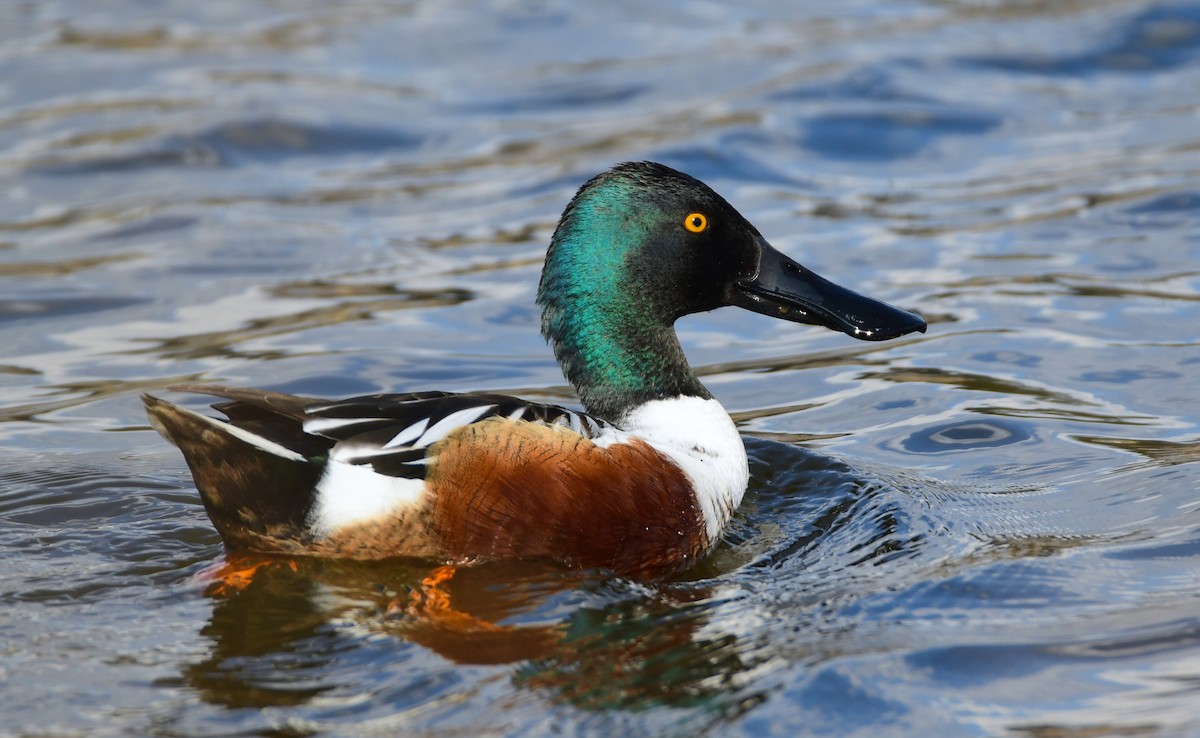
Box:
<box><xmin>143</xmin><ymin>394</ymin><xmax>324</xmax><ymax>552</ymax></box>
<box><xmin>315</xmin><ymin>418</ymin><xmax>707</xmax><ymax>579</ymax></box>
<box><xmin>430</xmin><ymin>418</ymin><xmax>705</xmax><ymax>579</ymax></box>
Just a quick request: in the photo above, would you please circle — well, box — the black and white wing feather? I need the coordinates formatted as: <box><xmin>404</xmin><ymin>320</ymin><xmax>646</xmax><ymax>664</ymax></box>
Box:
<box><xmin>170</xmin><ymin>385</ymin><xmax>616</xmax><ymax>481</ymax></box>
<box><xmin>303</xmin><ymin>391</ymin><xmax>614</xmax><ymax>477</ymax></box>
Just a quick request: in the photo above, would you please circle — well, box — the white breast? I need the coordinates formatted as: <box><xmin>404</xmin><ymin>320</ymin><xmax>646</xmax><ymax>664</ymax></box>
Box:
<box><xmin>604</xmin><ymin>396</ymin><xmax>749</xmax><ymax>546</ymax></box>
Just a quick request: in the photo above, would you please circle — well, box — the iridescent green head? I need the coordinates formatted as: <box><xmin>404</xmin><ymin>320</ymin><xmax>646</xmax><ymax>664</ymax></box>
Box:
<box><xmin>537</xmin><ymin>162</ymin><xmax>926</xmax><ymax>421</ymax></box>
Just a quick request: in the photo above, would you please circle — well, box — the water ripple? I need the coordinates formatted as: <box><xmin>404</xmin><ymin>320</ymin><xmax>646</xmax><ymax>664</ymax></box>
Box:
<box><xmin>3</xmin><ymin>1</ymin><xmax>1200</xmax><ymax>736</ymax></box>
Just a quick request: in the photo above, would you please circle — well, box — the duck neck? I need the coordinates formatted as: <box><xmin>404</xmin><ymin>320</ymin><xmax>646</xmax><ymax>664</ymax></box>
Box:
<box><xmin>542</xmin><ymin>303</ymin><xmax>711</xmax><ymax>422</ymax></box>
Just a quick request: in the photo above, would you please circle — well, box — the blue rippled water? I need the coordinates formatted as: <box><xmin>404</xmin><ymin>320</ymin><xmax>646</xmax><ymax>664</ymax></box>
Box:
<box><xmin>2</xmin><ymin>2</ymin><xmax>1199</xmax><ymax>736</ymax></box>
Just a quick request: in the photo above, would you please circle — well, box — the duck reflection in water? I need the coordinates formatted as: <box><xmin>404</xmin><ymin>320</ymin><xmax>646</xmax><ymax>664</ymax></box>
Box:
<box><xmin>183</xmin><ymin>554</ymin><xmax>762</xmax><ymax>711</ymax></box>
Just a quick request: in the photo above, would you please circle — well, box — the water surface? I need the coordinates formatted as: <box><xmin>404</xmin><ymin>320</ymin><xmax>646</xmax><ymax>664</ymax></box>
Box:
<box><xmin>2</xmin><ymin>1</ymin><xmax>1200</xmax><ymax>736</ymax></box>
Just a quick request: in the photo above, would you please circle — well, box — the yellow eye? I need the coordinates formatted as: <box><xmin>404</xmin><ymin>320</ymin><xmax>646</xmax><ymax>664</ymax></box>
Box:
<box><xmin>684</xmin><ymin>212</ymin><xmax>708</xmax><ymax>233</ymax></box>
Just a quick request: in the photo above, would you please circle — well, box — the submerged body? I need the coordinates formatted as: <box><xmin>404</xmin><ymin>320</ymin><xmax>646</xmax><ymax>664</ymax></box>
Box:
<box><xmin>146</xmin><ymin>162</ymin><xmax>926</xmax><ymax>579</ymax></box>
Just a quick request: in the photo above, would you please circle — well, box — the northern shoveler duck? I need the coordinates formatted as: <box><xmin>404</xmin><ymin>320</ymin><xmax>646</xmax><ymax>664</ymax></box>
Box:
<box><xmin>145</xmin><ymin>162</ymin><xmax>926</xmax><ymax>579</ymax></box>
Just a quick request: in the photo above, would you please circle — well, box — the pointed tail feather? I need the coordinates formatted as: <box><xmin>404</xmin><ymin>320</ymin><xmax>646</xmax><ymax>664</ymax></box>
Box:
<box><xmin>143</xmin><ymin>394</ymin><xmax>325</xmax><ymax>552</ymax></box>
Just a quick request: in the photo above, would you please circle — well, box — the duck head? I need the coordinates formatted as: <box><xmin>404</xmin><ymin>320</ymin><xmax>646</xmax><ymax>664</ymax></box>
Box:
<box><xmin>537</xmin><ymin>162</ymin><xmax>927</xmax><ymax>419</ymax></box>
